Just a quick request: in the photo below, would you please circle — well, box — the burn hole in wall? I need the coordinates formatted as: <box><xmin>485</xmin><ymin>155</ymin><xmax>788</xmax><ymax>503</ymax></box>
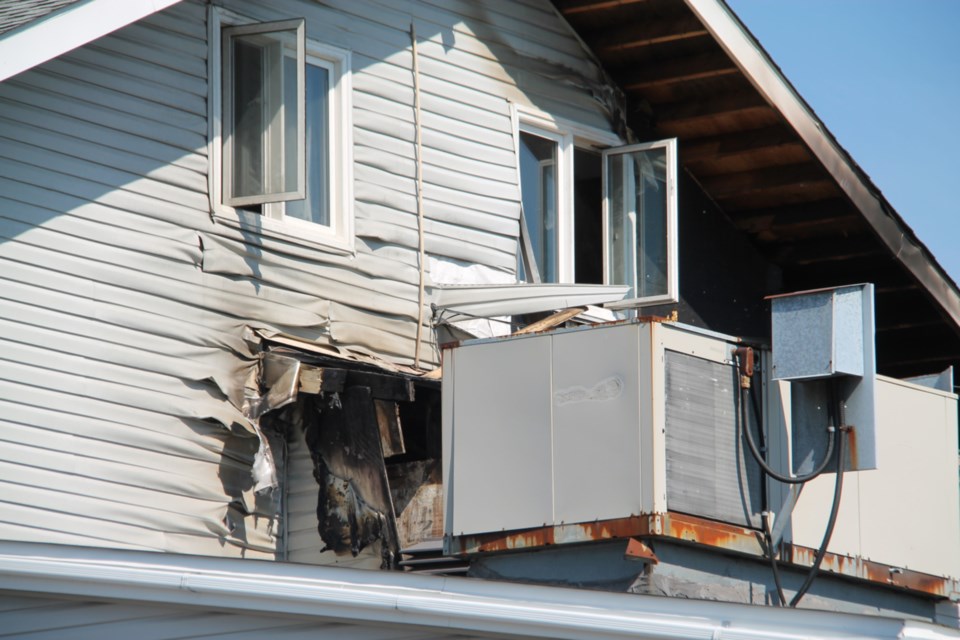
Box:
<box><xmin>261</xmin><ymin>361</ymin><xmax>443</xmax><ymax>570</ymax></box>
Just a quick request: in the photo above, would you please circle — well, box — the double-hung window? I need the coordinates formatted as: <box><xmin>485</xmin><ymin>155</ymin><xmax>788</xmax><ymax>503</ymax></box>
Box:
<box><xmin>212</xmin><ymin>8</ymin><xmax>353</xmax><ymax>251</ymax></box>
<box><xmin>515</xmin><ymin>108</ymin><xmax>677</xmax><ymax>305</ymax></box>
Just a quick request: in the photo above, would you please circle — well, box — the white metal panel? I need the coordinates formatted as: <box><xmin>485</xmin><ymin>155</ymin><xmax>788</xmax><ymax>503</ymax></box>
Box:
<box><xmin>786</xmin><ymin>376</ymin><xmax>960</xmax><ymax>578</ymax></box>
<box><xmin>550</xmin><ymin>324</ymin><xmax>642</xmax><ymax>523</ymax></box>
<box><xmin>857</xmin><ymin>377</ymin><xmax>960</xmax><ymax>577</ymax></box>
<box><xmin>450</xmin><ymin>336</ymin><xmax>553</xmax><ymax>535</ymax></box>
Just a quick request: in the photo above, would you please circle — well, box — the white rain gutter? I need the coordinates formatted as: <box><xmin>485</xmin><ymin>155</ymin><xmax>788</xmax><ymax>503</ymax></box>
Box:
<box><xmin>0</xmin><ymin>541</ymin><xmax>956</xmax><ymax>640</ymax></box>
<box><xmin>0</xmin><ymin>0</ymin><xmax>183</xmax><ymax>82</ymax></box>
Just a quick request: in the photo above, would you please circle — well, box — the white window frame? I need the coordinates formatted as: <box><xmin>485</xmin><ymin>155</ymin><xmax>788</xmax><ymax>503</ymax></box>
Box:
<box><xmin>517</xmin><ymin>121</ymin><xmax>569</xmax><ymax>283</ymax></box>
<box><xmin>602</xmin><ymin>138</ymin><xmax>679</xmax><ymax>306</ymax></box>
<box><xmin>208</xmin><ymin>6</ymin><xmax>354</xmax><ymax>254</ymax></box>
<box><xmin>514</xmin><ymin>106</ymin><xmax>622</xmax><ymax>284</ymax></box>
<box><xmin>221</xmin><ymin>19</ymin><xmax>305</xmax><ymax>208</ymax></box>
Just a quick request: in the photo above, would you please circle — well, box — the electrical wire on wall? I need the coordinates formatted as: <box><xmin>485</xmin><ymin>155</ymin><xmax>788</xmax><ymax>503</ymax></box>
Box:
<box><xmin>411</xmin><ymin>23</ymin><xmax>427</xmax><ymax>370</ymax></box>
<box><xmin>735</xmin><ymin>347</ymin><xmax>849</xmax><ymax>608</ymax></box>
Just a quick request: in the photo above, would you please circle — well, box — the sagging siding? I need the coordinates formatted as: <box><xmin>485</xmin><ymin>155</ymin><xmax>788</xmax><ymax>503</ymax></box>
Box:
<box><xmin>0</xmin><ymin>0</ymin><xmax>615</xmax><ymax>556</ymax></box>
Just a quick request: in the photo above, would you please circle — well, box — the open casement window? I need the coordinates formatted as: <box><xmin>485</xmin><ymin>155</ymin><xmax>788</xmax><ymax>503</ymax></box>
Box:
<box><xmin>222</xmin><ymin>20</ymin><xmax>305</xmax><ymax>208</ymax></box>
<box><xmin>518</xmin><ymin>129</ymin><xmax>562</xmax><ymax>283</ymax></box>
<box><xmin>603</xmin><ymin>139</ymin><xmax>678</xmax><ymax>305</ymax></box>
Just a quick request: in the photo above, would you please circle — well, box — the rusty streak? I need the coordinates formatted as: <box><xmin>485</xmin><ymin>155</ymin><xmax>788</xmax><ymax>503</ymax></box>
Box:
<box><xmin>447</xmin><ymin>511</ymin><xmax>956</xmax><ymax>598</ymax></box>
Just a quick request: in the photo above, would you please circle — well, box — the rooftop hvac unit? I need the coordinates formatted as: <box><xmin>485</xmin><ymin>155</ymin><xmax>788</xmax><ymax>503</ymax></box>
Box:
<box><xmin>441</xmin><ymin>321</ymin><xmax>762</xmax><ymax>544</ymax></box>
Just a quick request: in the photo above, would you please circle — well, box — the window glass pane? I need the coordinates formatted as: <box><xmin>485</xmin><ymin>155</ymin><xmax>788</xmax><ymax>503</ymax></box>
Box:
<box><xmin>232</xmin><ymin>39</ymin><xmax>264</xmax><ymax>198</ymax></box>
<box><xmin>519</xmin><ymin>131</ymin><xmax>558</xmax><ymax>283</ymax></box>
<box><xmin>607</xmin><ymin>147</ymin><xmax>668</xmax><ymax>299</ymax></box>
<box><xmin>574</xmin><ymin>148</ymin><xmax>602</xmax><ymax>284</ymax></box>
<box><xmin>226</xmin><ymin>24</ymin><xmax>301</xmax><ymax>202</ymax></box>
<box><xmin>286</xmin><ymin>62</ymin><xmax>330</xmax><ymax>225</ymax></box>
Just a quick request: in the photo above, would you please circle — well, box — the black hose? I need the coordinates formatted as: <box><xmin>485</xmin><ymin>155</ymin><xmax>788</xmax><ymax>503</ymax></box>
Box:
<box><xmin>762</xmin><ymin>514</ymin><xmax>787</xmax><ymax>606</ymax></box>
<box><xmin>738</xmin><ymin>368</ymin><xmax>836</xmax><ymax>484</ymax></box>
<box><xmin>735</xmin><ymin>355</ymin><xmax>847</xmax><ymax>607</ymax></box>
<box><xmin>789</xmin><ymin>402</ymin><xmax>847</xmax><ymax>608</ymax></box>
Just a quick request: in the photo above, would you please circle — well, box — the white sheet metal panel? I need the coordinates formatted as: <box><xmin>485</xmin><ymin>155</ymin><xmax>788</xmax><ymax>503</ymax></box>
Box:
<box><xmin>551</xmin><ymin>324</ymin><xmax>643</xmax><ymax>523</ymax></box>
<box><xmin>787</xmin><ymin>377</ymin><xmax>960</xmax><ymax>578</ymax></box>
<box><xmin>449</xmin><ymin>335</ymin><xmax>554</xmax><ymax>535</ymax></box>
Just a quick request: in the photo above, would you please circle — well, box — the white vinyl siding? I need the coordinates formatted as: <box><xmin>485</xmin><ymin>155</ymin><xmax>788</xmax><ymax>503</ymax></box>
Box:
<box><xmin>0</xmin><ymin>0</ymin><xmax>617</xmax><ymax>557</ymax></box>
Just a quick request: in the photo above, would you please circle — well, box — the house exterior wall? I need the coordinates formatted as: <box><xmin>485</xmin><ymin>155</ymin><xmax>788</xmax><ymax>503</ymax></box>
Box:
<box><xmin>0</xmin><ymin>0</ymin><xmax>618</xmax><ymax>557</ymax></box>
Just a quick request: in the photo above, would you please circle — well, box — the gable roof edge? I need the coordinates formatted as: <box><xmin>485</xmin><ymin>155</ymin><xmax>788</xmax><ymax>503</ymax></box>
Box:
<box><xmin>684</xmin><ymin>0</ymin><xmax>960</xmax><ymax>332</ymax></box>
<box><xmin>0</xmin><ymin>0</ymin><xmax>183</xmax><ymax>83</ymax></box>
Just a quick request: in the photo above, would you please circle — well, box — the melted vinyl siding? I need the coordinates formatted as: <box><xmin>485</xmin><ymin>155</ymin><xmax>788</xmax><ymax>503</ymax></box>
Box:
<box><xmin>222</xmin><ymin>0</ymin><xmax>615</xmax><ymax>271</ymax></box>
<box><xmin>0</xmin><ymin>1</ymin><xmax>278</xmax><ymax>558</ymax></box>
<box><xmin>0</xmin><ymin>0</ymin><xmax>616</xmax><ymax>558</ymax></box>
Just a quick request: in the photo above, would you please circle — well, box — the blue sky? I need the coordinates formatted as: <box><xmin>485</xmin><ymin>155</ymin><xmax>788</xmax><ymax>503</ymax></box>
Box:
<box><xmin>725</xmin><ymin>0</ymin><xmax>960</xmax><ymax>285</ymax></box>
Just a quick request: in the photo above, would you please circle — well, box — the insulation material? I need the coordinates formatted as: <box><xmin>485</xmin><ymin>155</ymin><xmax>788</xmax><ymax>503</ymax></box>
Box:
<box><xmin>429</xmin><ymin>256</ymin><xmax>515</xmax><ymax>338</ymax></box>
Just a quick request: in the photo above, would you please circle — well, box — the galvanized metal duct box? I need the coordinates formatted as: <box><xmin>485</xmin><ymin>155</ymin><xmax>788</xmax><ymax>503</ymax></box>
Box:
<box><xmin>770</xmin><ymin>284</ymin><xmax>872</xmax><ymax>381</ymax></box>
<box><xmin>770</xmin><ymin>284</ymin><xmax>878</xmax><ymax>470</ymax></box>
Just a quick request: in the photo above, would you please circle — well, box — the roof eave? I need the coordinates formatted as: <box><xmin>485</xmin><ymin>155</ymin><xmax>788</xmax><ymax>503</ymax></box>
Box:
<box><xmin>0</xmin><ymin>0</ymin><xmax>183</xmax><ymax>83</ymax></box>
<box><xmin>683</xmin><ymin>0</ymin><xmax>960</xmax><ymax>330</ymax></box>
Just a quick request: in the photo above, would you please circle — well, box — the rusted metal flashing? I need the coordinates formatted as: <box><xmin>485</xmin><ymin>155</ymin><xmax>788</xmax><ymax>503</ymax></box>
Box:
<box><xmin>447</xmin><ymin>512</ymin><xmax>764</xmax><ymax>556</ymax></box>
<box><xmin>447</xmin><ymin>511</ymin><xmax>957</xmax><ymax>598</ymax></box>
<box><xmin>783</xmin><ymin>544</ymin><xmax>958</xmax><ymax>599</ymax></box>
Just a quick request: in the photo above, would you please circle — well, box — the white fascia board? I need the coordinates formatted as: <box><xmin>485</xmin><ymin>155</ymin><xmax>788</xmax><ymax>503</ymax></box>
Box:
<box><xmin>0</xmin><ymin>541</ymin><xmax>956</xmax><ymax>640</ymax></box>
<box><xmin>0</xmin><ymin>0</ymin><xmax>183</xmax><ymax>82</ymax></box>
<box><xmin>683</xmin><ymin>0</ymin><xmax>960</xmax><ymax>330</ymax></box>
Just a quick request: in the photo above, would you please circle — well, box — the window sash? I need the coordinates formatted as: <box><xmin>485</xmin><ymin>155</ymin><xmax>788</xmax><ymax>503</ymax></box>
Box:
<box><xmin>519</xmin><ymin>130</ymin><xmax>560</xmax><ymax>283</ymax></box>
<box><xmin>222</xmin><ymin>19</ymin><xmax>305</xmax><ymax>207</ymax></box>
<box><xmin>602</xmin><ymin>139</ymin><xmax>678</xmax><ymax>305</ymax></box>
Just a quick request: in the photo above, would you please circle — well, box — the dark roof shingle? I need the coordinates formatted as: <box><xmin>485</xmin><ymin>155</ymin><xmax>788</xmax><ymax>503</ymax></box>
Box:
<box><xmin>0</xmin><ymin>0</ymin><xmax>85</xmax><ymax>37</ymax></box>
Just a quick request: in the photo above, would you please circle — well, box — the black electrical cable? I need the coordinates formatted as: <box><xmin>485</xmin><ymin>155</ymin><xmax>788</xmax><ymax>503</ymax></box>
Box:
<box><xmin>789</xmin><ymin>398</ymin><xmax>847</xmax><ymax>608</ymax></box>
<box><xmin>736</xmin><ymin>355</ymin><xmax>847</xmax><ymax>607</ymax></box>
<box><xmin>762</xmin><ymin>513</ymin><xmax>788</xmax><ymax>606</ymax></box>
<box><xmin>741</xmin><ymin>363</ymin><xmax>783</xmax><ymax>605</ymax></box>
<box><xmin>737</xmin><ymin>356</ymin><xmax>836</xmax><ymax>484</ymax></box>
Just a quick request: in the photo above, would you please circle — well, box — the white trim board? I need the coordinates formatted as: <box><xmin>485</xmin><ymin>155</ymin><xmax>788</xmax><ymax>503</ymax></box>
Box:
<box><xmin>0</xmin><ymin>0</ymin><xmax>183</xmax><ymax>82</ymax></box>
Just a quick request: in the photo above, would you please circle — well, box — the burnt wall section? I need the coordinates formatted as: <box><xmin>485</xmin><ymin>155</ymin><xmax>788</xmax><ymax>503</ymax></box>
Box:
<box><xmin>0</xmin><ymin>0</ymin><xmax>615</xmax><ymax>559</ymax></box>
<box><xmin>269</xmin><ymin>359</ymin><xmax>443</xmax><ymax>569</ymax></box>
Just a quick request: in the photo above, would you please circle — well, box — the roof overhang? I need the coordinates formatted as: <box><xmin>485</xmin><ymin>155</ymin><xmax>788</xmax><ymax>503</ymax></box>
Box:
<box><xmin>683</xmin><ymin>0</ymin><xmax>960</xmax><ymax>332</ymax></box>
<box><xmin>552</xmin><ymin>0</ymin><xmax>960</xmax><ymax>380</ymax></box>
<box><xmin>0</xmin><ymin>0</ymin><xmax>183</xmax><ymax>82</ymax></box>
